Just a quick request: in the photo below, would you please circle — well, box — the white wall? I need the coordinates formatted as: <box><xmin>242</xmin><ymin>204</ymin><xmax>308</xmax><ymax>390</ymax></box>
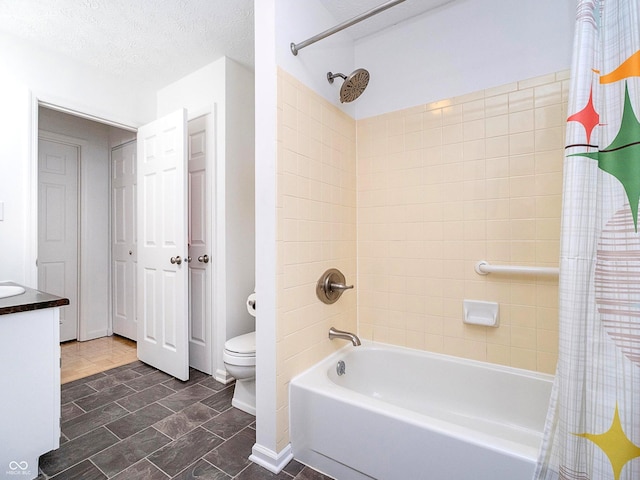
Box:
<box><xmin>157</xmin><ymin>57</ymin><xmax>256</xmax><ymax>380</ymax></box>
<box><xmin>253</xmin><ymin>0</ymin><xmax>281</xmax><ymax>471</ymax></box>
<box><xmin>0</xmin><ymin>31</ymin><xmax>155</xmax><ymax>127</ymax></box>
<box><xmin>273</xmin><ymin>0</ymin><xmax>574</xmax><ymax>120</ymax></box>
<box><xmin>275</xmin><ymin>0</ymin><xmax>356</xmax><ymax>117</ymax></box>
<box><xmin>355</xmin><ymin>0</ymin><xmax>575</xmax><ymax>118</ymax></box>
<box><xmin>0</xmin><ymin>76</ymin><xmax>33</xmax><ymax>285</ymax></box>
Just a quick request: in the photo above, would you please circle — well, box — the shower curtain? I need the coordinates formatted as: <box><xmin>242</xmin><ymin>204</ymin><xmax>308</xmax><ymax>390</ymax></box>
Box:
<box><xmin>534</xmin><ymin>1</ymin><xmax>640</xmax><ymax>479</ymax></box>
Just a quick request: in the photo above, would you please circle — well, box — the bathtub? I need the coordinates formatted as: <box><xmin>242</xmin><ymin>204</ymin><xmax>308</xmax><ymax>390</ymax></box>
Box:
<box><xmin>290</xmin><ymin>342</ymin><xmax>553</xmax><ymax>480</ymax></box>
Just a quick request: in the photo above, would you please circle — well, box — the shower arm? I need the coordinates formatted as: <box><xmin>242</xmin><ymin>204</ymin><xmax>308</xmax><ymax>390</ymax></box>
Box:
<box><xmin>290</xmin><ymin>0</ymin><xmax>406</xmax><ymax>56</ymax></box>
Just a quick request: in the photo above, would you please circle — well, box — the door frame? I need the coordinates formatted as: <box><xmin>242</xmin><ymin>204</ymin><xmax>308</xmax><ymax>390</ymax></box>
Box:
<box><xmin>27</xmin><ymin>98</ymin><xmax>137</xmax><ymax>340</ymax></box>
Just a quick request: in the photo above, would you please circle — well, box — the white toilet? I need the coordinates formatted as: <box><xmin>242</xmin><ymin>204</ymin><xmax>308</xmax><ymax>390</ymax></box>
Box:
<box><xmin>223</xmin><ymin>293</ymin><xmax>256</xmax><ymax>415</ymax></box>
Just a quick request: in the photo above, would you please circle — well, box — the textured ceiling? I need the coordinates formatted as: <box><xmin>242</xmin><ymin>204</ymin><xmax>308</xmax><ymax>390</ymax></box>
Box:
<box><xmin>0</xmin><ymin>0</ymin><xmax>453</xmax><ymax>90</ymax></box>
<box><xmin>0</xmin><ymin>0</ymin><xmax>254</xmax><ymax>89</ymax></box>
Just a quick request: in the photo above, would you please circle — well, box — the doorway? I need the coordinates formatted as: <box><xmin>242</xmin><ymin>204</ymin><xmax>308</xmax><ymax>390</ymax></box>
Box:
<box><xmin>37</xmin><ymin>106</ymin><xmax>135</xmax><ymax>342</ymax></box>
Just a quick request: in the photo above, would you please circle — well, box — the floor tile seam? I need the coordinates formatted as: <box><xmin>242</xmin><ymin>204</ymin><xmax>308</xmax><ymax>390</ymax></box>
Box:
<box><xmin>62</xmin><ymin>410</ymin><xmax>128</xmax><ymax>442</ymax></box>
<box><xmin>151</xmin><ymin>403</ymin><xmax>222</xmax><ymax>440</ymax></box>
<box><xmin>117</xmin><ymin>383</ymin><xmax>179</xmax><ymax>410</ymax></box>
<box><xmin>90</xmin><ymin>426</ymin><xmax>175</xmax><ymax>478</ymax></box>
<box><xmin>105</xmin><ymin>401</ymin><xmax>174</xmax><ymax>440</ymax></box>
<box><xmin>61</xmin><ymin>415</ymin><xmax>125</xmax><ymax>445</ymax></box>
<box><xmin>61</xmin><ymin>386</ymin><xmax>100</xmax><ymax>405</ymax></box>
<box><xmin>44</xmin><ymin>427</ymin><xmax>119</xmax><ymax>478</ymax></box>
<box><xmin>198</xmin><ymin>414</ymin><xmax>238</xmax><ymax>439</ymax></box>
<box><xmin>74</xmin><ymin>387</ymin><xmax>137</xmax><ymax>413</ymax></box>
<box><xmin>160</xmin><ymin>379</ymin><xmax>218</xmax><ymax>396</ymax></box>
<box><xmin>145</xmin><ymin>426</ymin><xmax>228</xmax><ymax>477</ymax></box>
<box><xmin>169</xmin><ymin>456</ymin><xmax>228</xmax><ymax>480</ymax></box>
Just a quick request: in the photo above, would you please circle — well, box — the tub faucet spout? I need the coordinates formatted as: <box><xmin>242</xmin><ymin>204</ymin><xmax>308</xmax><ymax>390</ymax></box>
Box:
<box><xmin>329</xmin><ymin>327</ymin><xmax>361</xmax><ymax>346</ymax></box>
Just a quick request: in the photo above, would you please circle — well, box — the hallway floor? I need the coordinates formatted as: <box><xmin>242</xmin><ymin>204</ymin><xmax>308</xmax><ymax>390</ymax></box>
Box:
<box><xmin>61</xmin><ymin>335</ymin><xmax>138</xmax><ymax>384</ymax></box>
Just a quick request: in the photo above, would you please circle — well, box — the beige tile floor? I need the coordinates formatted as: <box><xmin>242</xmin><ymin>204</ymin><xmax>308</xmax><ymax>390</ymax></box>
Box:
<box><xmin>60</xmin><ymin>335</ymin><xmax>137</xmax><ymax>384</ymax></box>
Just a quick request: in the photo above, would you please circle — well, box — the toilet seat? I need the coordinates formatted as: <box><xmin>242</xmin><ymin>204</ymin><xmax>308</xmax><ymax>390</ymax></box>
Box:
<box><xmin>224</xmin><ymin>331</ymin><xmax>256</xmax><ymax>367</ymax></box>
<box><xmin>224</xmin><ymin>331</ymin><xmax>256</xmax><ymax>355</ymax></box>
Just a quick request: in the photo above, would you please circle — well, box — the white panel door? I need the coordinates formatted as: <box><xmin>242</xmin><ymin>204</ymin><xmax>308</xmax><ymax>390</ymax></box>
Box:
<box><xmin>188</xmin><ymin>115</ymin><xmax>213</xmax><ymax>374</ymax></box>
<box><xmin>38</xmin><ymin>139</ymin><xmax>79</xmax><ymax>342</ymax></box>
<box><xmin>136</xmin><ymin>109</ymin><xmax>189</xmax><ymax>381</ymax></box>
<box><xmin>112</xmin><ymin>141</ymin><xmax>137</xmax><ymax>341</ymax></box>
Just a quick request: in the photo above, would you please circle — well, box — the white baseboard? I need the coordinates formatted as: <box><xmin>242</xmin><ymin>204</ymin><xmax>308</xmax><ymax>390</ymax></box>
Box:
<box><xmin>249</xmin><ymin>442</ymin><xmax>293</xmax><ymax>474</ymax></box>
<box><xmin>214</xmin><ymin>368</ymin><xmax>234</xmax><ymax>384</ymax></box>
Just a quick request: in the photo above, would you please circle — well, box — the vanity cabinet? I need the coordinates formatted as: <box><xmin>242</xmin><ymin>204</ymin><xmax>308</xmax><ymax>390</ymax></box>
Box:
<box><xmin>0</xmin><ymin>283</ymin><xmax>68</xmax><ymax>479</ymax></box>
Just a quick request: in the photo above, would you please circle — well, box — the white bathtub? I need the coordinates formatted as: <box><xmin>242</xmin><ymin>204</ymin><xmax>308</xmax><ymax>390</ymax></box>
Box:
<box><xmin>290</xmin><ymin>342</ymin><xmax>553</xmax><ymax>480</ymax></box>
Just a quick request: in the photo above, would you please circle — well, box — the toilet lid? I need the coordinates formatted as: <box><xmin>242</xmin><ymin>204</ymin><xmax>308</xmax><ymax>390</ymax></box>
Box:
<box><xmin>225</xmin><ymin>331</ymin><xmax>256</xmax><ymax>355</ymax></box>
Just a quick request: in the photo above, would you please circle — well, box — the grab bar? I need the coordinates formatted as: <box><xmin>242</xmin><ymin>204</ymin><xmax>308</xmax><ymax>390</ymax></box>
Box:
<box><xmin>474</xmin><ymin>260</ymin><xmax>559</xmax><ymax>277</ymax></box>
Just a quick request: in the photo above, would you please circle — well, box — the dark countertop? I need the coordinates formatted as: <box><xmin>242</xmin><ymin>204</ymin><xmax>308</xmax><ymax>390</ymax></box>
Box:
<box><xmin>0</xmin><ymin>281</ymin><xmax>69</xmax><ymax>316</ymax></box>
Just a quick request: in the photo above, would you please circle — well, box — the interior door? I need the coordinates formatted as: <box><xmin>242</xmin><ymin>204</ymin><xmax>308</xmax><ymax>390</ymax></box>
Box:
<box><xmin>188</xmin><ymin>115</ymin><xmax>213</xmax><ymax>374</ymax></box>
<box><xmin>136</xmin><ymin>109</ymin><xmax>189</xmax><ymax>380</ymax></box>
<box><xmin>38</xmin><ymin>139</ymin><xmax>79</xmax><ymax>342</ymax></box>
<box><xmin>112</xmin><ymin>141</ymin><xmax>137</xmax><ymax>340</ymax></box>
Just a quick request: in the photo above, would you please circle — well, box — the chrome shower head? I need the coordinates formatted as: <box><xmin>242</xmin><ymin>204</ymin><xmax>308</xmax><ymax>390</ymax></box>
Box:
<box><xmin>327</xmin><ymin>68</ymin><xmax>370</xmax><ymax>103</ymax></box>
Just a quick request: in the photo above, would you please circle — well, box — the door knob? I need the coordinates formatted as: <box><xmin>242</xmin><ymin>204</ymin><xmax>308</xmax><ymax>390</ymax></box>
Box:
<box><xmin>198</xmin><ymin>254</ymin><xmax>209</xmax><ymax>263</ymax></box>
<box><xmin>170</xmin><ymin>256</ymin><xmax>182</xmax><ymax>265</ymax></box>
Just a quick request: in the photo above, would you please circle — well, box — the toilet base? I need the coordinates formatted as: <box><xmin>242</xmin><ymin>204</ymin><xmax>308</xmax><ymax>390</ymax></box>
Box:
<box><xmin>232</xmin><ymin>378</ymin><xmax>256</xmax><ymax>416</ymax></box>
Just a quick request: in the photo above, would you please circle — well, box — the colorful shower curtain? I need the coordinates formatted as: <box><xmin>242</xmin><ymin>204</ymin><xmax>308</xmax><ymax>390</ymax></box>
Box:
<box><xmin>534</xmin><ymin>1</ymin><xmax>640</xmax><ymax>479</ymax></box>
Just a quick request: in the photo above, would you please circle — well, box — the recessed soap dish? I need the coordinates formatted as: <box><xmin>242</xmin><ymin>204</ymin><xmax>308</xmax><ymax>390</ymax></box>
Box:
<box><xmin>463</xmin><ymin>300</ymin><xmax>499</xmax><ymax>327</ymax></box>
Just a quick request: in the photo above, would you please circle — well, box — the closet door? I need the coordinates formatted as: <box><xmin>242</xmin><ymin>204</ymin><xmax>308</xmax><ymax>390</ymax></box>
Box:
<box><xmin>38</xmin><ymin>138</ymin><xmax>79</xmax><ymax>342</ymax></box>
<box><xmin>188</xmin><ymin>114</ymin><xmax>213</xmax><ymax>374</ymax></box>
<box><xmin>112</xmin><ymin>141</ymin><xmax>137</xmax><ymax>340</ymax></box>
<box><xmin>136</xmin><ymin>109</ymin><xmax>189</xmax><ymax>381</ymax></box>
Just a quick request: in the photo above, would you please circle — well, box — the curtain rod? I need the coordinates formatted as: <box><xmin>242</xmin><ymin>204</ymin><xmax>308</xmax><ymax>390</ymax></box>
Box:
<box><xmin>290</xmin><ymin>0</ymin><xmax>406</xmax><ymax>56</ymax></box>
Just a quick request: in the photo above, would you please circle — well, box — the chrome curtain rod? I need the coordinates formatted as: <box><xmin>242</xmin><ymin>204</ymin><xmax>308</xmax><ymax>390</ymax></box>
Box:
<box><xmin>290</xmin><ymin>0</ymin><xmax>406</xmax><ymax>56</ymax></box>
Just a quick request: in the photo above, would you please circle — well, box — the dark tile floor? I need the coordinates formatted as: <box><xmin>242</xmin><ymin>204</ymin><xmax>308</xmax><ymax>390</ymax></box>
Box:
<box><xmin>38</xmin><ymin>361</ymin><xmax>332</xmax><ymax>480</ymax></box>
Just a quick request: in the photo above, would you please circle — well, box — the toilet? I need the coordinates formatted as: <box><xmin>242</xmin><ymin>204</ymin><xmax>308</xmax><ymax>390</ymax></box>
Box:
<box><xmin>223</xmin><ymin>293</ymin><xmax>256</xmax><ymax>415</ymax></box>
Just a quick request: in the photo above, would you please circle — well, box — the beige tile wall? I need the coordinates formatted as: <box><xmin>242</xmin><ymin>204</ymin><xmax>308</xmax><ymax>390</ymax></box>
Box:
<box><xmin>276</xmin><ymin>68</ymin><xmax>357</xmax><ymax>450</ymax></box>
<box><xmin>357</xmin><ymin>71</ymin><xmax>568</xmax><ymax>374</ymax></box>
<box><xmin>275</xmin><ymin>68</ymin><xmax>567</xmax><ymax>449</ymax></box>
